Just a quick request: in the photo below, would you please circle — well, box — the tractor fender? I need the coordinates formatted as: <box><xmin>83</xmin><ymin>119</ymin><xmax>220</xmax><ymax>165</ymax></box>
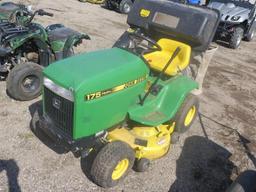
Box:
<box><xmin>62</xmin><ymin>33</ymin><xmax>90</xmax><ymax>59</ymax></box>
<box><xmin>129</xmin><ymin>75</ymin><xmax>198</xmax><ymax>126</ymax></box>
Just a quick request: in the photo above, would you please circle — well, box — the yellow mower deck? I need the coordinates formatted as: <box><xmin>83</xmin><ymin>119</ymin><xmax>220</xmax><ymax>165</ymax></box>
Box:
<box><xmin>107</xmin><ymin>123</ymin><xmax>175</xmax><ymax>160</ymax></box>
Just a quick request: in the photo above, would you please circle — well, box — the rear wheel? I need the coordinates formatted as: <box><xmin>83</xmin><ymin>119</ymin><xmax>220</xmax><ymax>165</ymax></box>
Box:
<box><xmin>90</xmin><ymin>141</ymin><xmax>135</xmax><ymax>188</ymax></box>
<box><xmin>119</xmin><ymin>0</ymin><xmax>132</xmax><ymax>14</ymax></box>
<box><xmin>173</xmin><ymin>94</ymin><xmax>199</xmax><ymax>133</ymax></box>
<box><xmin>6</xmin><ymin>62</ymin><xmax>43</xmax><ymax>101</ymax></box>
<box><xmin>229</xmin><ymin>27</ymin><xmax>244</xmax><ymax>49</ymax></box>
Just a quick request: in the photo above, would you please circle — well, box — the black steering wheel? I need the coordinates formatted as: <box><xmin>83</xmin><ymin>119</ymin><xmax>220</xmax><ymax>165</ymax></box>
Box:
<box><xmin>128</xmin><ymin>32</ymin><xmax>162</xmax><ymax>53</ymax></box>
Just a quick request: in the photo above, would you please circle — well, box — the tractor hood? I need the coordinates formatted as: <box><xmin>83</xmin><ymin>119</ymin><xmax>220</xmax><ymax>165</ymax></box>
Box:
<box><xmin>43</xmin><ymin>47</ymin><xmax>148</xmax><ymax>96</ymax></box>
<box><xmin>208</xmin><ymin>0</ymin><xmax>252</xmax><ymax>23</ymax></box>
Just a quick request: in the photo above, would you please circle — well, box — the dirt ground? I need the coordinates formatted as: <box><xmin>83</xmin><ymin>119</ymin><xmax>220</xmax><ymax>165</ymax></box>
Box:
<box><xmin>0</xmin><ymin>0</ymin><xmax>256</xmax><ymax>192</ymax></box>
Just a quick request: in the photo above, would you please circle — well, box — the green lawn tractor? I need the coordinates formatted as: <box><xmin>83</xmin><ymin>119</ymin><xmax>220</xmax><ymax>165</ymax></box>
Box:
<box><xmin>0</xmin><ymin>2</ymin><xmax>90</xmax><ymax>101</ymax></box>
<box><xmin>32</xmin><ymin>0</ymin><xmax>220</xmax><ymax>188</ymax></box>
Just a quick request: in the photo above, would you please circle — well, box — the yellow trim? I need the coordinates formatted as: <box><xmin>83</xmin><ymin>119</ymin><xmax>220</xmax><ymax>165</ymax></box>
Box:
<box><xmin>85</xmin><ymin>76</ymin><xmax>146</xmax><ymax>101</ymax></box>
<box><xmin>127</xmin><ymin>28</ymin><xmax>135</xmax><ymax>33</ymax></box>
<box><xmin>184</xmin><ymin>106</ymin><xmax>196</xmax><ymax>127</ymax></box>
<box><xmin>143</xmin><ymin>38</ymin><xmax>191</xmax><ymax>76</ymax></box>
<box><xmin>112</xmin><ymin>159</ymin><xmax>129</xmax><ymax>180</ymax></box>
<box><xmin>140</xmin><ymin>9</ymin><xmax>151</xmax><ymax>17</ymax></box>
<box><xmin>107</xmin><ymin>122</ymin><xmax>175</xmax><ymax>160</ymax></box>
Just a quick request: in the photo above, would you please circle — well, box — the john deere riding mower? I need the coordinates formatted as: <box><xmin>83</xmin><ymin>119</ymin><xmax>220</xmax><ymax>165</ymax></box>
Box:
<box><xmin>32</xmin><ymin>0</ymin><xmax>220</xmax><ymax>188</ymax></box>
<box><xmin>0</xmin><ymin>2</ymin><xmax>90</xmax><ymax>101</ymax></box>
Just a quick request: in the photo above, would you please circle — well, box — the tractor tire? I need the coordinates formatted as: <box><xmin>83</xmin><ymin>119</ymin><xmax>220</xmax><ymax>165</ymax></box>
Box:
<box><xmin>6</xmin><ymin>62</ymin><xmax>43</xmax><ymax>101</ymax></box>
<box><xmin>134</xmin><ymin>158</ymin><xmax>150</xmax><ymax>172</ymax></box>
<box><xmin>90</xmin><ymin>141</ymin><xmax>135</xmax><ymax>188</ymax></box>
<box><xmin>173</xmin><ymin>94</ymin><xmax>199</xmax><ymax>133</ymax></box>
<box><xmin>229</xmin><ymin>27</ymin><xmax>244</xmax><ymax>49</ymax></box>
<box><xmin>119</xmin><ymin>0</ymin><xmax>133</xmax><ymax>14</ymax></box>
<box><xmin>245</xmin><ymin>27</ymin><xmax>255</xmax><ymax>42</ymax></box>
<box><xmin>171</xmin><ymin>132</ymin><xmax>180</xmax><ymax>144</ymax></box>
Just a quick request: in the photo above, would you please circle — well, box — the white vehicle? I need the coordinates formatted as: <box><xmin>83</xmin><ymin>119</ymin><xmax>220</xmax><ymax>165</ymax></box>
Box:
<box><xmin>208</xmin><ymin>0</ymin><xmax>256</xmax><ymax>48</ymax></box>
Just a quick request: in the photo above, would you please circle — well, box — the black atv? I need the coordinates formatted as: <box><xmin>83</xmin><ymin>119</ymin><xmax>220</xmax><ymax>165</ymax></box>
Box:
<box><xmin>0</xmin><ymin>2</ymin><xmax>90</xmax><ymax>101</ymax></box>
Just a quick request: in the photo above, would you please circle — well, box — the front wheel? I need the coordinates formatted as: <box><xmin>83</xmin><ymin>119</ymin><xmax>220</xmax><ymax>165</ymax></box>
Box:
<box><xmin>173</xmin><ymin>94</ymin><xmax>199</xmax><ymax>133</ymax></box>
<box><xmin>90</xmin><ymin>141</ymin><xmax>135</xmax><ymax>188</ymax></box>
<box><xmin>119</xmin><ymin>0</ymin><xmax>133</xmax><ymax>14</ymax></box>
<box><xmin>245</xmin><ymin>27</ymin><xmax>255</xmax><ymax>42</ymax></box>
<box><xmin>229</xmin><ymin>27</ymin><xmax>244</xmax><ymax>49</ymax></box>
<box><xmin>6</xmin><ymin>62</ymin><xmax>43</xmax><ymax>101</ymax></box>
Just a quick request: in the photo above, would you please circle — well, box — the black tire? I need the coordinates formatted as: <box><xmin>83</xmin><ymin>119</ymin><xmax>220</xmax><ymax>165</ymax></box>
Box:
<box><xmin>119</xmin><ymin>0</ymin><xmax>133</xmax><ymax>14</ymax></box>
<box><xmin>245</xmin><ymin>27</ymin><xmax>255</xmax><ymax>42</ymax></box>
<box><xmin>226</xmin><ymin>170</ymin><xmax>256</xmax><ymax>192</ymax></box>
<box><xmin>6</xmin><ymin>62</ymin><xmax>43</xmax><ymax>101</ymax></box>
<box><xmin>90</xmin><ymin>141</ymin><xmax>135</xmax><ymax>188</ymax></box>
<box><xmin>171</xmin><ymin>132</ymin><xmax>180</xmax><ymax>144</ymax></box>
<box><xmin>229</xmin><ymin>27</ymin><xmax>244</xmax><ymax>49</ymax></box>
<box><xmin>134</xmin><ymin>158</ymin><xmax>150</xmax><ymax>172</ymax></box>
<box><xmin>173</xmin><ymin>94</ymin><xmax>199</xmax><ymax>133</ymax></box>
<box><xmin>105</xmin><ymin>0</ymin><xmax>114</xmax><ymax>9</ymax></box>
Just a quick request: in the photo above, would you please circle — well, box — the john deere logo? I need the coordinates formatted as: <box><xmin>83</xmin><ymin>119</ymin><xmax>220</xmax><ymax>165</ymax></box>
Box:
<box><xmin>140</xmin><ymin>9</ymin><xmax>150</xmax><ymax>17</ymax></box>
<box><xmin>52</xmin><ymin>98</ymin><xmax>61</xmax><ymax>109</ymax></box>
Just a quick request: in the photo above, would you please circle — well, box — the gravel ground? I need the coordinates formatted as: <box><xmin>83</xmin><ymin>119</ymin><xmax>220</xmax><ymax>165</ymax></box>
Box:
<box><xmin>0</xmin><ymin>0</ymin><xmax>256</xmax><ymax>192</ymax></box>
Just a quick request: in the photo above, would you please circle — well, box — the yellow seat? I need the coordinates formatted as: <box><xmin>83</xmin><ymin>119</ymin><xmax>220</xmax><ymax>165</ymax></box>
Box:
<box><xmin>143</xmin><ymin>38</ymin><xmax>191</xmax><ymax>76</ymax></box>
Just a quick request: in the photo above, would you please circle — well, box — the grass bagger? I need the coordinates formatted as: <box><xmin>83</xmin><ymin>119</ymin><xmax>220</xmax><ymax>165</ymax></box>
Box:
<box><xmin>0</xmin><ymin>2</ymin><xmax>90</xmax><ymax>101</ymax></box>
<box><xmin>32</xmin><ymin>0</ymin><xmax>220</xmax><ymax>188</ymax></box>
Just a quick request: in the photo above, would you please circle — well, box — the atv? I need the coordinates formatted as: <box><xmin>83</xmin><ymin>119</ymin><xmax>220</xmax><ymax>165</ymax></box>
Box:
<box><xmin>32</xmin><ymin>0</ymin><xmax>220</xmax><ymax>188</ymax></box>
<box><xmin>208</xmin><ymin>0</ymin><xmax>256</xmax><ymax>49</ymax></box>
<box><xmin>105</xmin><ymin>0</ymin><xmax>133</xmax><ymax>14</ymax></box>
<box><xmin>0</xmin><ymin>2</ymin><xmax>90</xmax><ymax>101</ymax></box>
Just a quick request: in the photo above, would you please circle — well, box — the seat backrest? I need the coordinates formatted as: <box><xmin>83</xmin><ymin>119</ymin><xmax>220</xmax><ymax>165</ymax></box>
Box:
<box><xmin>143</xmin><ymin>38</ymin><xmax>191</xmax><ymax>76</ymax></box>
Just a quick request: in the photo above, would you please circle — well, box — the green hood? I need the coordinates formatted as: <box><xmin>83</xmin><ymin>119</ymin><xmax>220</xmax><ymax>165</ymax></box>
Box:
<box><xmin>43</xmin><ymin>48</ymin><xmax>149</xmax><ymax>94</ymax></box>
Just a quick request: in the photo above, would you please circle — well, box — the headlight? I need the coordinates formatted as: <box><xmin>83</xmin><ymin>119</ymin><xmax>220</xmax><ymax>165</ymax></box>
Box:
<box><xmin>44</xmin><ymin>77</ymin><xmax>74</xmax><ymax>101</ymax></box>
<box><xmin>231</xmin><ymin>16</ymin><xmax>241</xmax><ymax>21</ymax></box>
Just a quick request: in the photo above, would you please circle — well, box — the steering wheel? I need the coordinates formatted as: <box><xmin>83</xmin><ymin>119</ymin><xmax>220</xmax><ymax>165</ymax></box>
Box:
<box><xmin>128</xmin><ymin>32</ymin><xmax>162</xmax><ymax>53</ymax></box>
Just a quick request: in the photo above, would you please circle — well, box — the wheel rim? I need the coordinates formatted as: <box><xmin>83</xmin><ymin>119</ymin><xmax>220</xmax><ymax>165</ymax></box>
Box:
<box><xmin>21</xmin><ymin>75</ymin><xmax>40</xmax><ymax>93</ymax></box>
<box><xmin>123</xmin><ymin>3</ymin><xmax>131</xmax><ymax>13</ymax></box>
<box><xmin>236</xmin><ymin>35</ymin><xmax>242</xmax><ymax>47</ymax></box>
<box><xmin>112</xmin><ymin>158</ymin><xmax>129</xmax><ymax>180</ymax></box>
<box><xmin>250</xmin><ymin>30</ymin><xmax>255</xmax><ymax>39</ymax></box>
<box><xmin>184</xmin><ymin>106</ymin><xmax>196</xmax><ymax>127</ymax></box>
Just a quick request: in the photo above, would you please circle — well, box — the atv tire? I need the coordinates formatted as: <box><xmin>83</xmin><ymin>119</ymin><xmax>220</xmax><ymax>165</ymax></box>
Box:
<box><xmin>229</xmin><ymin>27</ymin><xmax>244</xmax><ymax>49</ymax></box>
<box><xmin>119</xmin><ymin>0</ymin><xmax>133</xmax><ymax>14</ymax></box>
<box><xmin>105</xmin><ymin>0</ymin><xmax>114</xmax><ymax>10</ymax></box>
<box><xmin>90</xmin><ymin>141</ymin><xmax>135</xmax><ymax>188</ymax></box>
<box><xmin>245</xmin><ymin>27</ymin><xmax>255</xmax><ymax>42</ymax></box>
<box><xmin>173</xmin><ymin>94</ymin><xmax>199</xmax><ymax>133</ymax></box>
<box><xmin>7</xmin><ymin>62</ymin><xmax>43</xmax><ymax>101</ymax></box>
